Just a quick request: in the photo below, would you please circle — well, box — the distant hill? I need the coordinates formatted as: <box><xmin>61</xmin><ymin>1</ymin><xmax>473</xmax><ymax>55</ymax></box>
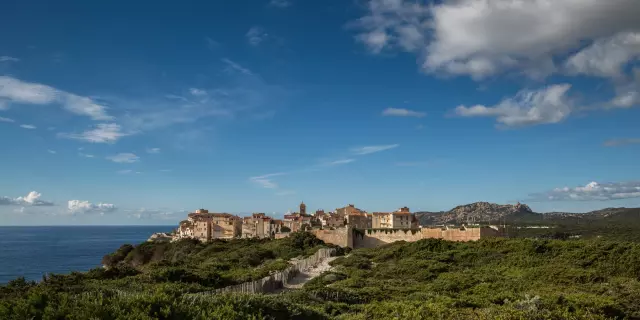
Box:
<box><xmin>415</xmin><ymin>202</ymin><xmax>538</xmax><ymax>225</ymax></box>
<box><xmin>415</xmin><ymin>202</ymin><xmax>640</xmax><ymax>226</ymax></box>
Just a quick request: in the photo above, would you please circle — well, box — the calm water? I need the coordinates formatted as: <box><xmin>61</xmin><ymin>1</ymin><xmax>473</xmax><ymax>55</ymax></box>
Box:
<box><xmin>0</xmin><ymin>226</ymin><xmax>174</xmax><ymax>284</ymax></box>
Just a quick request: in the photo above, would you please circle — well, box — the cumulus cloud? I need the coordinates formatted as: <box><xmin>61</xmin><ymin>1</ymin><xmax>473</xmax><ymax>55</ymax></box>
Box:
<box><xmin>530</xmin><ymin>181</ymin><xmax>640</xmax><ymax>201</ymax></box>
<box><xmin>0</xmin><ymin>191</ymin><xmax>54</xmax><ymax>206</ymax></box>
<box><xmin>382</xmin><ymin>107</ymin><xmax>426</xmax><ymax>118</ymax></box>
<box><xmin>19</xmin><ymin>124</ymin><xmax>36</xmax><ymax>129</ymax></box>
<box><xmin>455</xmin><ymin>84</ymin><xmax>573</xmax><ymax>127</ymax></box>
<box><xmin>565</xmin><ymin>32</ymin><xmax>640</xmax><ymax>78</ymax></box>
<box><xmin>68</xmin><ymin>200</ymin><xmax>117</xmax><ymax>215</ymax></box>
<box><xmin>59</xmin><ymin>123</ymin><xmax>131</xmax><ymax>143</ymax></box>
<box><xmin>246</xmin><ymin>26</ymin><xmax>268</xmax><ymax>46</ymax></box>
<box><xmin>352</xmin><ymin>0</ymin><xmax>640</xmax><ymax>80</ymax></box>
<box><xmin>0</xmin><ymin>116</ymin><xmax>15</xmax><ymax>122</ymax></box>
<box><xmin>610</xmin><ymin>69</ymin><xmax>640</xmax><ymax>108</ymax></box>
<box><xmin>106</xmin><ymin>153</ymin><xmax>139</xmax><ymax>163</ymax></box>
<box><xmin>351</xmin><ymin>144</ymin><xmax>399</xmax><ymax>155</ymax></box>
<box><xmin>0</xmin><ymin>76</ymin><xmax>112</xmax><ymax>120</ymax></box>
<box><xmin>146</xmin><ymin>147</ymin><xmax>160</xmax><ymax>154</ymax></box>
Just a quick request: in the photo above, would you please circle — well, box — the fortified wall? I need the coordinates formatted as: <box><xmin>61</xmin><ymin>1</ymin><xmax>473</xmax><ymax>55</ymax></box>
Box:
<box><xmin>313</xmin><ymin>226</ymin><xmax>502</xmax><ymax>249</ymax></box>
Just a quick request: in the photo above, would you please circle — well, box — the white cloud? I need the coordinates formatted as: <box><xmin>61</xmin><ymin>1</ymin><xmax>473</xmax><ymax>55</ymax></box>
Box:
<box><xmin>530</xmin><ymin>181</ymin><xmax>640</xmax><ymax>201</ymax></box>
<box><xmin>250</xmin><ymin>172</ymin><xmax>285</xmax><ymax>189</ymax></box>
<box><xmin>221</xmin><ymin>58</ymin><xmax>254</xmax><ymax>76</ymax></box>
<box><xmin>0</xmin><ymin>191</ymin><xmax>54</xmax><ymax>206</ymax></box>
<box><xmin>0</xmin><ymin>56</ymin><xmax>19</xmax><ymax>62</ymax></box>
<box><xmin>610</xmin><ymin>69</ymin><xmax>640</xmax><ymax>108</ymax></box>
<box><xmin>106</xmin><ymin>153</ymin><xmax>139</xmax><ymax>163</ymax></box>
<box><xmin>352</xmin><ymin>0</ymin><xmax>640</xmax><ymax>80</ymax></box>
<box><xmin>269</xmin><ymin>0</ymin><xmax>291</xmax><ymax>8</ymax></box>
<box><xmin>0</xmin><ymin>116</ymin><xmax>15</xmax><ymax>122</ymax></box>
<box><xmin>59</xmin><ymin>123</ymin><xmax>131</xmax><ymax>143</ymax></box>
<box><xmin>19</xmin><ymin>124</ymin><xmax>36</xmax><ymax>129</ymax></box>
<box><xmin>68</xmin><ymin>200</ymin><xmax>117</xmax><ymax>215</ymax></box>
<box><xmin>79</xmin><ymin>152</ymin><xmax>94</xmax><ymax>158</ymax></box>
<box><xmin>351</xmin><ymin>144</ymin><xmax>399</xmax><ymax>155</ymax></box>
<box><xmin>603</xmin><ymin>138</ymin><xmax>640</xmax><ymax>147</ymax></box>
<box><xmin>47</xmin><ymin>150</ymin><xmax>56</xmax><ymax>154</ymax></box>
<box><xmin>382</xmin><ymin>107</ymin><xmax>426</xmax><ymax>118</ymax></box>
<box><xmin>326</xmin><ymin>159</ymin><xmax>356</xmax><ymax>166</ymax></box>
<box><xmin>189</xmin><ymin>88</ymin><xmax>207</xmax><ymax>96</ymax></box>
<box><xmin>0</xmin><ymin>76</ymin><xmax>112</xmax><ymax>120</ymax></box>
<box><xmin>146</xmin><ymin>147</ymin><xmax>161</xmax><ymax>154</ymax></box>
<box><xmin>566</xmin><ymin>32</ymin><xmax>640</xmax><ymax>78</ymax></box>
<box><xmin>246</xmin><ymin>26</ymin><xmax>268</xmax><ymax>46</ymax></box>
<box><xmin>455</xmin><ymin>84</ymin><xmax>573</xmax><ymax>127</ymax></box>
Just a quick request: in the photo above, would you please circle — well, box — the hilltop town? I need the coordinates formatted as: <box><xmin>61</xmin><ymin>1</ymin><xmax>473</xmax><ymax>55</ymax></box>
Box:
<box><xmin>165</xmin><ymin>202</ymin><xmax>505</xmax><ymax>248</ymax></box>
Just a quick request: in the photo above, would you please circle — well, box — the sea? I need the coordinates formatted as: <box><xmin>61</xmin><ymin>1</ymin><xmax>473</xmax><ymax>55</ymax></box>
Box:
<box><xmin>0</xmin><ymin>226</ymin><xmax>174</xmax><ymax>284</ymax></box>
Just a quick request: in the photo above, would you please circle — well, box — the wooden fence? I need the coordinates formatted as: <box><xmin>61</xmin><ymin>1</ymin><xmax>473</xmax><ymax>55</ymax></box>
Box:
<box><xmin>189</xmin><ymin>247</ymin><xmax>337</xmax><ymax>296</ymax></box>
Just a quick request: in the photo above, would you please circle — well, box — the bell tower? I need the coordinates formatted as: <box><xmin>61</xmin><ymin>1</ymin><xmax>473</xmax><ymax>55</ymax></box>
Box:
<box><xmin>300</xmin><ymin>201</ymin><xmax>307</xmax><ymax>215</ymax></box>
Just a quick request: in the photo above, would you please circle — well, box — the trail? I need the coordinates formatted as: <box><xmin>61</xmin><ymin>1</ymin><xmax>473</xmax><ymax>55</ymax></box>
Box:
<box><xmin>275</xmin><ymin>255</ymin><xmax>339</xmax><ymax>292</ymax></box>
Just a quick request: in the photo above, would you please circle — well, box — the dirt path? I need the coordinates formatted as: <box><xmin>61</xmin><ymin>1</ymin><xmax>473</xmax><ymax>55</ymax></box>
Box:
<box><xmin>276</xmin><ymin>256</ymin><xmax>339</xmax><ymax>291</ymax></box>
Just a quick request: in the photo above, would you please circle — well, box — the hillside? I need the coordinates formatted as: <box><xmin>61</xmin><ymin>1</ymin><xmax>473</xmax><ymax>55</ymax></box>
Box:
<box><xmin>3</xmin><ymin>236</ymin><xmax>640</xmax><ymax>319</ymax></box>
<box><xmin>416</xmin><ymin>202</ymin><xmax>640</xmax><ymax>226</ymax></box>
<box><xmin>415</xmin><ymin>202</ymin><xmax>538</xmax><ymax>225</ymax></box>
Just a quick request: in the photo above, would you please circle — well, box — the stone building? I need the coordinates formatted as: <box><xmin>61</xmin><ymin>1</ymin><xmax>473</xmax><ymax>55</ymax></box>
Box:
<box><xmin>372</xmin><ymin>207</ymin><xmax>416</xmax><ymax>229</ymax></box>
<box><xmin>180</xmin><ymin>209</ymin><xmax>242</xmax><ymax>241</ymax></box>
<box><xmin>242</xmin><ymin>213</ymin><xmax>277</xmax><ymax>238</ymax></box>
<box><xmin>299</xmin><ymin>201</ymin><xmax>306</xmax><ymax>215</ymax></box>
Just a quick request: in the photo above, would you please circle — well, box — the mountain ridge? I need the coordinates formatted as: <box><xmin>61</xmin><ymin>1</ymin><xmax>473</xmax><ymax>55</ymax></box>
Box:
<box><xmin>415</xmin><ymin>202</ymin><xmax>639</xmax><ymax>225</ymax></box>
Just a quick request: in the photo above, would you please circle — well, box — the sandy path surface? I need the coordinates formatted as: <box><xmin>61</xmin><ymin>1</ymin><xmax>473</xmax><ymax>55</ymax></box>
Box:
<box><xmin>278</xmin><ymin>256</ymin><xmax>339</xmax><ymax>291</ymax></box>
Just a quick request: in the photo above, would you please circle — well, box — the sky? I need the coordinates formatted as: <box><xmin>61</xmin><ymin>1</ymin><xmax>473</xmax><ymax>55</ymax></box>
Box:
<box><xmin>1</xmin><ymin>0</ymin><xmax>640</xmax><ymax>225</ymax></box>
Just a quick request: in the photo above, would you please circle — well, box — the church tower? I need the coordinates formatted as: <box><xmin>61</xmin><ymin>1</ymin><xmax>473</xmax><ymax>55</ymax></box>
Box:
<box><xmin>300</xmin><ymin>201</ymin><xmax>307</xmax><ymax>215</ymax></box>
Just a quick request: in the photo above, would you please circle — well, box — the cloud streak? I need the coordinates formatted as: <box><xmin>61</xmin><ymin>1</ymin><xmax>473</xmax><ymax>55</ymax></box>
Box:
<box><xmin>59</xmin><ymin>123</ymin><xmax>131</xmax><ymax>143</ymax></box>
<box><xmin>0</xmin><ymin>76</ymin><xmax>112</xmax><ymax>120</ymax></box>
<box><xmin>351</xmin><ymin>144</ymin><xmax>399</xmax><ymax>155</ymax></box>
<box><xmin>0</xmin><ymin>56</ymin><xmax>19</xmax><ymax>62</ymax></box>
<box><xmin>382</xmin><ymin>108</ymin><xmax>426</xmax><ymax>118</ymax></box>
<box><xmin>249</xmin><ymin>172</ymin><xmax>285</xmax><ymax>189</ymax></box>
<box><xmin>604</xmin><ymin>138</ymin><xmax>640</xmax><ymax>147</ymax></box>
<box><xmin>106</xmin><ymin>153</ymin><xmax>140</xmax><ymax>163</ymax></box>
<box><xmin>326</xmin><ymin>159</ymin><xmax>356</xmax><ymax>166</ymax></box>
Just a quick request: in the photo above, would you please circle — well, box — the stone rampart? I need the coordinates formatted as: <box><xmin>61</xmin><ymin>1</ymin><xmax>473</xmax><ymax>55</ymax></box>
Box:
<box><xmin>313</xmin><ymin>226</ymin><xmax>502</xmax><ymax>249</ymax></box>
<box><xmin>312</xmin><ymin>228</ymin><xmax>353</xmax><ymax>248</ymax></box>
<box><xmin>354</xmin><ymin>229</ymin><xmax>424</xmax><ymax>248</ymax></box>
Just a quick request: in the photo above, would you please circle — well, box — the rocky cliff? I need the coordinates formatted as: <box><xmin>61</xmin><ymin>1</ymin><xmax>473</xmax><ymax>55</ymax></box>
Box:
<box><xmin>416</xmin><ymin>202</ymin><xmax>537</xmax><ymax>225</ymax></box>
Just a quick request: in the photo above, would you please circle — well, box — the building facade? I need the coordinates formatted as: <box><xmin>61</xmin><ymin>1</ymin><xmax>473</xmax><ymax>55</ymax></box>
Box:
<box><xmin>372</xmin><ymin>207</ymin><xmax>416</xmax><ymax>229</ymax></box>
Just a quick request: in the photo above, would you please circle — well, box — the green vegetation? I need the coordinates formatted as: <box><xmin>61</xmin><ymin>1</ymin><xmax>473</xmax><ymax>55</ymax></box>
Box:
<box><xmin>2</xmin><ymin>232</ymin><xmax>640</xmax><ymax>319</ymax></box>
<box><xmin>509</xmin><ymin>208</ymin><xmax>640</xmax><ymax>242</ymax></box>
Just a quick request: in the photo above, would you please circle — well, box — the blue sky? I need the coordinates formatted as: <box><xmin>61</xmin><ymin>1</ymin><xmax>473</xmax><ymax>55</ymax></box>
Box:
<box><xmin>1</xmin><ymin>0</ymin><xmax>640</xmax><ymax>225</ymax></box>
